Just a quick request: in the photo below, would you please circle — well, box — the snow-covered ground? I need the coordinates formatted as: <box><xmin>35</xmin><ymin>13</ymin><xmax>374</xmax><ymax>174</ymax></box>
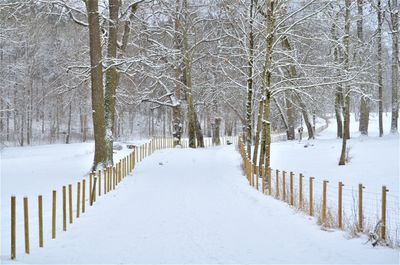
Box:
<box><xmin>0</xmin><ymin>140</ymin><xmax>147</xmax><ymax>261</ymax></box>
<box><xmin>270</xmin><ymin>113</ymin><xmax>399</xmax><ymax>245</ymax></box>
<box><xmin>271</xmin><ymin>113</ymin><xmax>399</xmax><ymax>195</ymax></box>
<box><xmin>1</xmin><ymin>146</ymin><xmax>398</xmax><ymax>264</ymax></box>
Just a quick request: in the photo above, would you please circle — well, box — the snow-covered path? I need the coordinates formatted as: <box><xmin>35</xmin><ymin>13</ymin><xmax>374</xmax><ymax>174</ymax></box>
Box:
<box><xmin>7</xmin><ymin>146</ymin><xmax>398</xmax><ymax>264</ymax></box>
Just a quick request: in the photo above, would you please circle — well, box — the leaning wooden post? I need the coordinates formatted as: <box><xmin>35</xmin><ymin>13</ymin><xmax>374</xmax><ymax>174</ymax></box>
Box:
<box><xmin>381</xmin><ymin>186</ymin><xmax>388</xmax><ymax>240</ymax></box>
<box><xmin>23</xmin><ymin>197</ymin><xmax>30</xmax><ymax>254</ymax></box>
<box><xmin>282</xmin><ymin>171</ymin><xmax>286</xmax><ymax>201</ymax></box>
<box><xmin>309</xmin><ymin>177</ymin><xmax>314</xmax><ymax>216</ymax></box>
<box><xmin>62</xmin><ymin>186</ymin><xmax>67</xmax><ymax>231</ymax></box>
<box><xmin>11</xmin><ymin>196</ymin><xmax>16</xmax><ymax>260</ymax></box>
<box><xmin>290</xmin><ymin>172</ymin><xmax>294</xmax><ymax>206</ymax></box>
<box><xmin>267</xmin><ymin>167</ymin><xmax>272</xmax><ymax>195</ymax></box>
<box><xmin>322</xmin><ymin>180</ymin><xmax>328</xmax><ymax>224</ymax></box>
<box><xmin>338</xmin><ymin>182</ymin><xmax>343</xmax><ymax>229</ymax></box>
<box><xmin>77</xmin><ymin>182</ymin><xmax>81</xmax><ymax>218</ymax></box>
<box><xmin>38</xmin><ymin>195</ymin><xmax>43</xmax><ymax>247</ymax></box>
<box><xmin>358</xmin><ymin>183</ymin><xmax>364</xmax><ymax>232</ymax></box>
<box><xmin>275</xmin><ymin>170</ymin><xmax>280</xmax><ymax>198</ymax></box>
<box><xmin>299</xmin><ymin>173</ymin><xmax>303</xmax><ymax>209</ymax></box>
<box><xmin>68</xmin><ymin>184</ymin><xmax>73</xmax><ymax>224</ymax></box>
<box><xmin>52</xmin><ymin>190</ymin><xmax>56</xmax><ymax>239</ymax></box>
<box><xmin>89</xmin><ymin>173</ymin><xmax>93</xmax><ymax>202</ymax></box>
<box><xmin>91</xmin><ymin>177</ymin><xmax>97</xmax><ymax>205</ymax></box>
<box><xmin>82</xmin><ymin>180</ymin><xmax>86</xmax><ymax>213</ymax></box>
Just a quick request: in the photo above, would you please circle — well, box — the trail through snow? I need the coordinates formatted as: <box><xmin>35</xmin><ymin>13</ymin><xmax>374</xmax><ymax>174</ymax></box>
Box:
<box><xmin>5</xmin><ymin>146</ymin><xmax>398</xmax><ymax>264</ymax></box>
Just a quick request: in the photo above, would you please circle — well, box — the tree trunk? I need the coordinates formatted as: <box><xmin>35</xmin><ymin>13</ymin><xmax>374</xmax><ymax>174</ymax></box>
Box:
<box><xmin>285</xmin><ymin>94</ymin><xmax>295</xmax><ymax>140</ymax></box>
<box><xmin>194</xmin><ymin>111</ymin><xmax>204</xmax><ymax>147</ymax></box>
<box><xmin>86</xmin><ymin>0</ymin><xmax>107</xmax><ymax>170</ymax></box>
<box><xmin>358</xmin><ymin>0</ymin><xmax>369</xmax><ymax>135</ymax></box>
<box><xmin>377</xmin><ymin>0</ymin><xmax>384</xmax><ymax>137</ymax></box>
<box><xmin>259</xmin><ymin>0</ymin><xmax>275</xmax><ymax>170</ymax></box>
<box><xmin>390</xmin><ymin>0</ymin><xmax>399</xmax><ymax>133</ymax></box>
<box><xmin>104</xmin><ymin>0</ymin><xmax>120</xmax><ymax>165</ymax></box>
<box><xmin>294</xmin><ymin>93</ymin><xmax>314</xmax><ymax>140</ymax></box>
<box><xmin>212</xmin><ymin>118</ymin><xmax>221</xmax><ymax>145</ymax></box>
<box><xmin>173</xmin><ymin>0</ymin><xmax>183</xmax><ymax>147</ymax></box>
<box><xmin>332</xmin><ymin>21</ymin><xmax>343</xmax><ymax>138</ymax></box>
<box><xmin>66</xmin><ymin>103</ymin><xmax>72</xmax><ymax>144</ymax></box>
<box><xmin>339</xmin><ymin>0</ymin><xmax>351</xmax><ymax>165</ymax></box>
<box><xmin>245</xmin><ymin>0</ymin><xmax>255</xmax><ymax>158</ymax></box>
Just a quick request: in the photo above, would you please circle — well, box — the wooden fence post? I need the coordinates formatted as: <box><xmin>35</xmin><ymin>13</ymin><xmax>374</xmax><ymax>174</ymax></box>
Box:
<box><xmin>255</xmin><ymin>165</ymin><xmax>259</xmax><ymax>190</ymax></box>
<box><xmin>358</xmin><ymin>183</ymin><xmax>364</xmax><ymax>232</ymax></box>
<box><xmin>68</xmin><ymin>184</ymin><xmax>73</xmax><ymax>224</ymax></box>
<box><xmin>11</xmin><ymin>196</ymin><xmax>16</xmax><ymax>259</ymax></box>
<box><xmin>282</xmin><ymin>171</ymin><xmax>286</xmax><ymax>201</ymax></box>
<box><xmin>23</xmin><ymin>197</ymin><xmax>30</xmax><ymax>254</ymax></box>
<box><xmin>268</xmin><ymin>167</ymin><xmax>272</xmax><ymax>195</ymax></box>
<box><xmin>290</xmin><ymin>172</ymin><xmax>294</xmax><ymax>206</ymax></box>
<box><xmin>52</xmin><ymin>190</ymin><xmax>56</xmax><ymax>239</ymax></box>
<box><xmin>381</xmin><ymin>186</ymin><xmax>388</xmax><ymax>240</ymax></box>
<box><xmin>261</xmin><ymin>166</ymin><xmax>265</xmax><ymax>194</ymax></box>
<box><xmin>322</xmin><ymin>180</ymin><xmax>328</xmax><ymax>224</ymax></box>
<box><xmin>82</xmin><ymin>180</ymin><xmax>86</xmax><ymax>213</ymax></box>
<box><xmin>309</xmin><ymin>177</ymin><xmax>314</xmax><ymax>216</ymax></box>
<box><xmin>89</xmin><ymin>173</ymin><xmax>93</xmax><ymax>202</ymax></box>
<box><xmin>38</xmin><ymin>195</ymin><xmax>43</xmax><ymax>247</ymax></box>
<box><xmin>91</xmin><ymin>177</ymin><xmax>97</xmax><ymax>205</ymax></box>
<box><xmin>275</xmin><ymin>170</ymin><xmax>280</xmax><ymax>198</ymax></box>
<box><xmin>77</xmin><ymin>182</ymin><xmax>81</xmax><ymax>218</ymax></box>
<box><xmin>62</xmin><ymin>186</ymin><xmax>67</xmax><ymax>231</ymax></box>
<box><xmin>299</xmin><ymin>173</ymin><xmax>303</xmax><ymax>209</ymax></box>
<box><xmin>338</xmin><ymin>182</ymin><xmax>343</xmax><ymax>229</ymax></box>
<box><xmin>104</xmin><ymin>168</ymin><xmax>107</xmax><ymax>194</ymax></box>
<box><xmin>98</xmin><ymin>170</ymin><xmax>102</xmax><ymax>196</ymax></box>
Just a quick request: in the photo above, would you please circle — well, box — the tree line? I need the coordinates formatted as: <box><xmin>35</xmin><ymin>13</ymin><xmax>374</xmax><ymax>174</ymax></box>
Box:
<box><xmin>0</xmin><ymin>0</ymin><xmax>398</xmax><ymax>169</ymax></box>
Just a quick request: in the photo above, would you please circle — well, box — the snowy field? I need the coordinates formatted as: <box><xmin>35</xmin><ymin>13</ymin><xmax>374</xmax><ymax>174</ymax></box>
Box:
<box><xmin>271</xmin><ymin>114</ymin><xmax>399</xmax><ymax>195</ymax></box>
<box><xmin>270</xmin><ymin>114</ymin><xmax>399</xmax><ymax>245</ymax></box>
<box><xmin>0</xmin><ymin>140</ymin><xmax>147</xmax><ymax>261</ymax></box>
<box><xmin>1</xmin><ymin>146</ymin><xmax>398</xmax><ymax>264</ymax></box>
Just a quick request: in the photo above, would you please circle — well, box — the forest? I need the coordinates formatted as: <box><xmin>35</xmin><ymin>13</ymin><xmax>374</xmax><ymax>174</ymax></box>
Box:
<box><xmin>0</xmin><ymin>0</ymin><xmax>398</xmax><ymax>169</ymax></box>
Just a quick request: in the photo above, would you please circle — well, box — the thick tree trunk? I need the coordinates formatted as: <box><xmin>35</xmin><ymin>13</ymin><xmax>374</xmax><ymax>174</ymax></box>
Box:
<box><xmin>104</xmin><ymin>0</ymin><xmax>120</xmax><ymax>165</ymax></box>
<box><xmin>390</xmin><ymin>0</ymin><xmax>399</xmax><ymax>133</ymax></box>
<box><xmin>259</xmin><ymin>0</ymin><xmax>275</xmax><ymax>170</ymax></box>
<box><xmin>86</xmin><ymin>0</ymin><xmax>107</xmax><ymax>170</ymax></box>
<box><xmin>358</xmin><ymin>0</ymin><xmax>369</xmax><ymax>135</ymax></box>
<box><xmin>212</xmin><ymin>117</ymin><xmax>221</xmax><ymax>145</ymax></box>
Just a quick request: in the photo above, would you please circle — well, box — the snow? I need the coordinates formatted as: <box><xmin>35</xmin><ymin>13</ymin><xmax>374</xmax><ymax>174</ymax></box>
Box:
<box><xmin>271</xmin><ymin>114</ymin><xmax>399</xmax><ymax>195</ymax></box>
<box><xmin>270</xmin><ymin>113</ymin><xmax>400</xmax><ymax>246</ymax></box>
<box><xmin>1</xmin><ymin>145</ymin><xmax>398</xmax><ymax>263</ymax></box>
<box><xmin>0</xmin><ymin>140</ymin><xmax>147</xmax><ymax>262</ymax></box>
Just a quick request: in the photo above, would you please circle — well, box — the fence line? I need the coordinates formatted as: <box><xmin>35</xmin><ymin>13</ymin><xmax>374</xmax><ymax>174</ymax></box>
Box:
<box><xmin>237</xmin><ymin>137</ymin><xmax>399</xmax><ymax>248</ymax></box>
<box><xmin>8</xmin><ymin>136</ymin><xmax>180</xmax><ymax>260</ymax></box>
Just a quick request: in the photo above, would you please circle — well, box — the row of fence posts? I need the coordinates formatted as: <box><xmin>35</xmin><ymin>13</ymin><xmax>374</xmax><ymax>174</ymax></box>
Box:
<box><xmin>237</xmin><ymin>137</ymin><xmax>389</xmax><ymax>242</ymax></box>
<box><xmin>10</xmin><ymin>137</ymin><xmax>175</xmax><ymax>260</ymax></box>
